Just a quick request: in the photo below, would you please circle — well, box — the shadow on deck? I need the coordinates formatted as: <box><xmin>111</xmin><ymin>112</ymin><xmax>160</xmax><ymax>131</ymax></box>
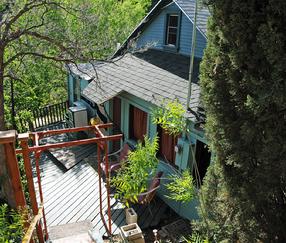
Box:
<box><xmin>32</xmin><ymin>125</ymin><xmax>169</xmax><ymax>237</ymax></box>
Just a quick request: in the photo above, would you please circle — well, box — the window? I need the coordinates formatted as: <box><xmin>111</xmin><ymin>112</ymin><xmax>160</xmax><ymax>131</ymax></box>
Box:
<box><xmin>193</xmin><ymin>140</ymin><xmax>211</xmax><ymax>185</ymax></box>
<box><xmin>129</xmin><ymin>105</ymin><xmax>147</xmax><ymax>142</ymax></box>
<box><xmin>166</xmin><ymin>14</ymin><xmax>179</xmax><ymax>46</ymax></box>
<box><xmin>157</xmin><ymin>126</ymin><xmax>178</xmax><ymax>165</ymax></box>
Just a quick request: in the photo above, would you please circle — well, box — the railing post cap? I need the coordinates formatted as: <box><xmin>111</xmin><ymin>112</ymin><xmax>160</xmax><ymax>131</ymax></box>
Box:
<box><xmin>18</xmin><ymin>133</ymin><xmax>30</xmax><ymax>141</ymax></box>
<box><xmin>0</xmin><ymin>130</ymin><xmax>17</xmax><ymax>144</ymax></box>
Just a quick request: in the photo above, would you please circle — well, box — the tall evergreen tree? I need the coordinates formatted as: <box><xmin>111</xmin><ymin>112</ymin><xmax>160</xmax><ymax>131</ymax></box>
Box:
<box><xmin>197</xmin><ymin>0</ymin><xmax>286</xmax><ymax>241</ymax></box>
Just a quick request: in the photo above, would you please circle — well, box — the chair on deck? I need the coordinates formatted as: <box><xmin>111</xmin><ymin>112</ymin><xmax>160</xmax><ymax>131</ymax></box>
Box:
<box><xmin>137</xmin><ymin>171</ymin><xmax>163</xmax><ymax>215</ymax></box>
<box><xmin>100</xmin><ymin>143</ymin><xmax>132</xmax><ymax>175</ymax></box>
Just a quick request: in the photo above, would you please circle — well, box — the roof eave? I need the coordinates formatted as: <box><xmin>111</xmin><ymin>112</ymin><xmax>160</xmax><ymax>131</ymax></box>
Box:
<box><xmin>173</xmin><ymin>1</ymin><xmax>208</xmax><ymax>39</ymax></box>
<box><xmin>113</xmin><ymin>0</ymin><xmax>172</xmax><ymax>57</ymax></box>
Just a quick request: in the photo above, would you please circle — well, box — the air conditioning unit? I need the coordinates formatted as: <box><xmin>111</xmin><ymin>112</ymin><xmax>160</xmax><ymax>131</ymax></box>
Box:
<box><xmin>67</xmin><ymin>106</ymin><xmax>88</xmax><ymax>128</ymax></box>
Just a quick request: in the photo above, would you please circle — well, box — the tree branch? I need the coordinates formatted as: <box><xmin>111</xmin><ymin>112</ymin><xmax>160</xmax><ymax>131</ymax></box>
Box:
<box><xmin>2</xmin><ymin>1</ymin><xmax>69</xmax><ymax>44</ymax></box>
<box><xmin>25</xmin><ymin>31</ymin><xmax>78</xmax><ymax>58</ymax></box>
<box><xmin>4</xmin><ymin>51</ymin><xmax>75</xmax><ymax>68</ymax></box>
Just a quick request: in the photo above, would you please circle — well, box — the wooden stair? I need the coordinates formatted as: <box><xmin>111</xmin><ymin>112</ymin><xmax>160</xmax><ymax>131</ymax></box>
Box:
<box><xmin>48</xmin><ymin>221</ymin><xmax>103</xmax><ymax>243</ymax></box>
<box><xmin>47</xmin><ymin>143</ymin><xmax>96</xmax><ymax>170</ymax></box>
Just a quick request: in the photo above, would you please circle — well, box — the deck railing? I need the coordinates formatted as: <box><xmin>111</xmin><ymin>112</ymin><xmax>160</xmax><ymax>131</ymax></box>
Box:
<box><xmin>22</xmin><ymin>204</ymin><xmax>44</xmax><ymax>243</ymax></box>
<box><xmin>32</xmin><ymin>100</ymin><xmax>68</xmax><ymax>129</ymax></box>
<box><xmin>19</xmin><ymin>100</ymin><xmax>68</xmax><ymax>131</ymax></box>
<box><xmin>1</xmin><ymin>124</ymin><xmax>122</xmax><ymax>241</ymax></box>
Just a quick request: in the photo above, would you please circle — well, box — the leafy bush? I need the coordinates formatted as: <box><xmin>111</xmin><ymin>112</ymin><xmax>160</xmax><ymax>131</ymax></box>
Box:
<box><xmin>0</xmin><ymin>204</ymin><xmax>27</xmax><ymax>242</ymax></box>
<box><xmin>183</xmin><ymin>233</ymin><xmax>209</xmax><ymax>243</ymax></box>
<box><xmin>166</xmin><ymin>170</ymin><xmax>196</xmax><ymax>203</ymax></box>
<box><xmin>111</xmin><ymin>136</ymin><xmax>159</xmax><ymax>207</ymax></box>
<box><xmin>152</xmin><ymin>99</ymin><xmax>186</xmax><ymax>136</ymax></box>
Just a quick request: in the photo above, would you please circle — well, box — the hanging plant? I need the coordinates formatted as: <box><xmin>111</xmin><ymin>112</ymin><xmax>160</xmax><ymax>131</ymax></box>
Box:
<box><xmin>111</xmin><ymin>135</ymin><xmax>159</xmax><ymax>208</ymax></box>
<box><xmin>152</xmin><ymin>98</ymin><xmax>187</xmax><ymax>136</ymax></box>
<box><xmin>166</xmin><ymin>170</ymin><xmax>196</xmax><ymax>203</ymax></box>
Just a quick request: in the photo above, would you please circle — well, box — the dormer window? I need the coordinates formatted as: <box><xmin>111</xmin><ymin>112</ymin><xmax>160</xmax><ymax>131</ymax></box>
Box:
<box><xmin>166</xmin><ymin>14</ymin><xmax>179</xmax><ymax>46</ymax></box>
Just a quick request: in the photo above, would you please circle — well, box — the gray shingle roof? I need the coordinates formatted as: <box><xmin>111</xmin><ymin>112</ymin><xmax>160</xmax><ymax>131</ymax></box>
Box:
<box><xmin>174</xmin><ymin>0</ymin><xmax>210</xmax><ymax>37</ymax></box>
<box><xmin>69</xmin><ymin>49</ymin><xmax>202</xmax><ymax>121</ymax></box>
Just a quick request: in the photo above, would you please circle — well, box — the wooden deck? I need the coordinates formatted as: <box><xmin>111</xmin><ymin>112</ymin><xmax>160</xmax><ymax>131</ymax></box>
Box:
<box><xmin>32</xmin><ymin>126</ymin><xmax>168</xmax><ymax>237</ymax></box>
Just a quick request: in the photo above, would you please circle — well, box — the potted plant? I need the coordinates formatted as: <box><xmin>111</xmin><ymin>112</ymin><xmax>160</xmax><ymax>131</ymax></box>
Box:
<box><xmin>111</xmin><ymin>135</ymin><xmax>159</xmax><ymax>222</ymax></box>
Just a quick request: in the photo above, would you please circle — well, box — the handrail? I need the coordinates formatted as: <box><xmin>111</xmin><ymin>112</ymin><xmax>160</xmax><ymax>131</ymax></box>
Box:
<box><xmin>19</xmin><ymin>100</ymin><xmax>68</xmax><ymax>132</ymax></box>
<box><xmin>22</xmin><ymin>204</ymin><xmax>44</xmax><ymax>243</ymax></box>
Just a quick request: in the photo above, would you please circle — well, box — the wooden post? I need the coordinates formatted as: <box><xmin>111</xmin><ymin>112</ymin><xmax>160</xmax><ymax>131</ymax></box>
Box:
<box><xmin>34</xmin><ymin>151</ymin><xmax>49</xmax><ymax>240</ymax></box>
<box><xmin>18</xmin><ymin>133</ymin><xmax>45</xmax><ymax>243</ymax></box>
<box><xmin>104</xmin><ymin>142</ymin><xmax>112</xmax><ymax>235</ymax></box>
<box><xmin>0</xmin><ymin>130</ymin><xmax>26</xmax><ymax>208</ymax></box>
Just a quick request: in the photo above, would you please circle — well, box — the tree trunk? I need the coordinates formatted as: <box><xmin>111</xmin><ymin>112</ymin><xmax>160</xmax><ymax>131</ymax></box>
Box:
<box><xmin>0</xmin><ymin>47</ymin><xmax>5</xmax><ymax>130</ymax></box>
<box><xmin>10</xmin><ymin>78</ymin><xmax>16</xmax><ymax>130</ymax></box>
<box><xmin>0</xmin><ymin>46</ymin><xmax>17</xmax><ymax>207</ymax></box>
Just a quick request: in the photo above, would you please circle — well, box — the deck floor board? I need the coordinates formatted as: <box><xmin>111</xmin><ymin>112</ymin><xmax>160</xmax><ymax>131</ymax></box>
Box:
<box><xmin>32</xmin><ymin>126</ymin><xmax>169</xmax><ymax>237</ymax></box>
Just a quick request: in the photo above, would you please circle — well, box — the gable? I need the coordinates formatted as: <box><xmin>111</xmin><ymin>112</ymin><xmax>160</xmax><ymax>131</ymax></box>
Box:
<box><xmin>174</xmin><ymin>0</ymin><xmax>210</xmax><ymax>38</ymax></box>
<box><xmin>116</xmin><ymin>0</ymin><xmax>209</xmax><ymax>59</ymax></box>
<box><xmin>136</xmin><ymin>2</ymin><xmax>207</xmax><ymax>58</ymax></box>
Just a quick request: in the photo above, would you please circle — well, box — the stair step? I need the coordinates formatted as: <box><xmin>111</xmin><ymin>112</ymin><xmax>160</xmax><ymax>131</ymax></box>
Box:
<box><xmin>51</xmin><ymin>233</ymin><xmax>93</xmax><ymax>243</ymax></box>
<box><xmin>49</xmin><ymin>221</ymin><xmax>93</xmax><ymax>240</ymax></box>
<box><xmin>48</xmin><ymin>144</ymin><xmax>96</xmax><ymax>170</ymax></box>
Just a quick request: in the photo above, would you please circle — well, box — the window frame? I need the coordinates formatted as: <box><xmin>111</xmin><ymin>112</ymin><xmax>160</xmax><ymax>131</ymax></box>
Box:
<box><xmin>165</xmin><ymin>13</ymin><xmax>180</xmax><ymax>48</ymax></box>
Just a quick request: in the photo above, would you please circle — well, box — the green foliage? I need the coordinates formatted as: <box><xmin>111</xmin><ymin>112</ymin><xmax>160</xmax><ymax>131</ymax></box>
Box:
<box><xmin>166</xmin><ymin>170</ymin><xmax>196</xmax><ymax>203</ymax></box>
<box><xmin>197</xmin><ymin>0</ymin><xmax>286</xmax><ymax>242</ymax></box>
<box><xmin>111</xmin><ymin>136</ymin><xmax>159</xmax><ymax>208</ymax></box>
<box><xmin>1</xmin><ymin>0</ymin><xmax>151</xmax><ymax>129</ymax></box>
<box><xmin>17</xmin><ymin>157</ymin><xmax>30</xmax><ymax>206</ymax></box>
<box><xmin>183</xmin><ymin>233</ymin><xmax>209</xmax><ymax>243</ymax></box>
<box><xmin>152</xmin><ymin>99</ymin><xmax>187</xmax><ymax>136</ymax></box>
<box><xmin>0</xmin><ymin>204</ymin><xmax>27</xmax><ymax>242</ymax></box>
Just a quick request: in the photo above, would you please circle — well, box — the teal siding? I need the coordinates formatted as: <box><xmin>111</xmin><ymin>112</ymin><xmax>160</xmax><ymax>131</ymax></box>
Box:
<box><xmin>80</xmin><ymin>79</ymin><xmax>89</xmax><ymax>92</ymax></box>
<box><xmin>136</xmin><ymin>2</ymin><xmax>207</xmax><ymax>58</ymax></box>
<box><xmin>68</xmin><ymin>74</ymin><xmax>74</xmax><ymax>106</ymax></box>
<box><xmin>157</xmin><ymin>162</ymin><xmax>200</xmax><ymax>220</ymax></box>
<box><xmin>137</xmin><ymin>4</ymin><xmax>179</xmax><ymax>51</ymax></box>
<box><xmin>68</xmin><ymin>74</ymin><xmax>91</xmax><ymax>105</ymax></box>
<box><xmin>179</xmin><ymin>14</ymin><xmax>207</xmax><ymax>58</ymax></box>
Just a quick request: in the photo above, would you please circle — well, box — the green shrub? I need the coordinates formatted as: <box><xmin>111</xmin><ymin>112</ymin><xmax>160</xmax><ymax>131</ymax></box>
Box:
<box><xmin>152</xmin><ymin>99</ymin><xmax>187</xmax><ymax>136</ymax></box>
<box><xmin>111</xmin><ymin>136</ymin><xmax>159</xmax><ymax>207</ymax></box>
<box><xmin>0</xmin><ymin>204</ymin><xmax>27</xmax><ymax>242</ymax></box>
<box><xmin>166</xmin><ymin>170</ymin><xmax>196</xmax><ymax>203</ymax></box>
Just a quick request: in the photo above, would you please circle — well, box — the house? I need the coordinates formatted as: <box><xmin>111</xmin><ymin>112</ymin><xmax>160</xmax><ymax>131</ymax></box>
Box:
<box><xmin>67</xmin><ymin>0</ymin><xmax>211</xmax><ymax>220</ymax></box>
